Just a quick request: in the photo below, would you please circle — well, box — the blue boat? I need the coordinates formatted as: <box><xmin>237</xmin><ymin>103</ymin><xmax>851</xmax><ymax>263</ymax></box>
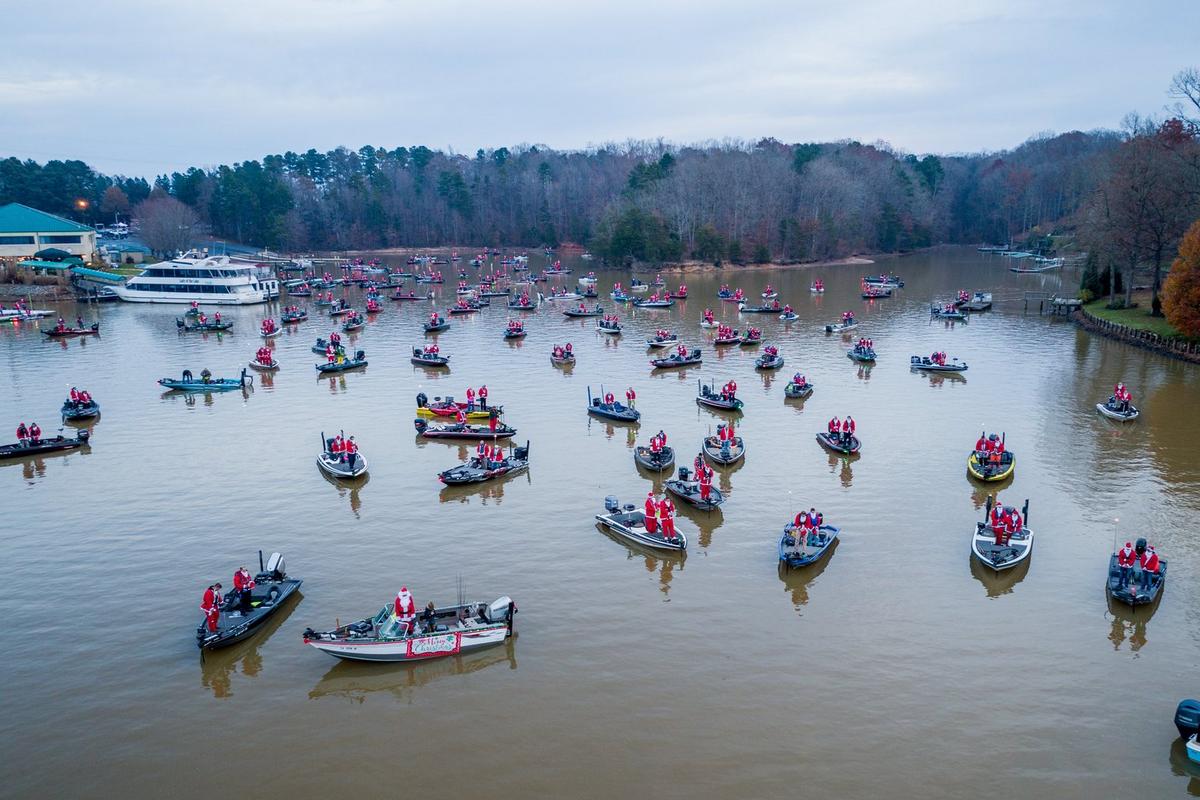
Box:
<box><xmin>159</xmin><ymin>368</ymin><xmax>251</xmax><ymax>392</ymax></box>
<box><xmin>586</xmin><ymin>387</ymin><xmax>640</xmax><ymax>422</ymax></box>
<box><xmin>61</xmin><ymin>400</ymin><xmax>100</xmax><ymax>420</ymax></box>
<box><xmin>778</xmin><ymin>524</ymin><xmax>839</xmax><ymax>568</ymax></box>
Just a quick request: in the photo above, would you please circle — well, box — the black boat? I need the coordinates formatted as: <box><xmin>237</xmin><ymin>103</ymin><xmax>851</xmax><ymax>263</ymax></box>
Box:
<box><xmin>696</xmin><ymin>380</ymin><xmax>743</xmax><ymax>411</ymax></box>
<box><xmin>414</xmin><ymin>418</ymin><xmax>516</xmax><ymax>440</ymax></box>
<box><xmin>587</xmin><ymin>387</ymin><xmax>640</xmax><ymax>422</ymax></box>
<box><xmin>411</xmin><ymin>347</ymin><xmax>450</xmax><ymax>366</ymax></box>
<box><xmin>0</xmin><ymin>428</ymin><xmax>90</xmax><ymax>459</ymax></box>
<box><xmin>177</xmin><ymin>319</ymin><xmax>232</xmax><ymax>332</ymax></box>
<box><xmin>61</xmin><ymin>400</ymin><xmax>100</xmax><ymax>420</ymax></box>
<box><xmin>196</xmin><ymin>551</ymin><xmax>302</xmax><ymax>650</ymax></box>
<box><xmin>425</xmin><ymin>318</ymin><xmax>451</xmax><ymax>333</ymax></box>
<box><xmin>1106</xmin><ymin>538</ymin><xmax>1167</xmax><ymax>606</ymax></box>
<box><xmin>563</xmin><ymin>304</ymin><xmax>604</xmax><ymax>317</ymax></box>
<box><xmin>784</xmin><ymin>380</ymin><xmax>814</xmax><ymax>399</ymax></box>
<box><xmin>281</xmin><ymin>310</ymin><xmax>308</xmax><ymax>323</ymax></box>
<box><xmin>665</xmin><ymin>466</ymin><xmax>724</xmax><ymax>510</ymax></box>
<box><xmin>315</xmin><ymin>350</ymin><xmax>367</xmax><ymax>373</ymax></box>
<box><xmin>816</xmin><ymin>431</ymin><xmax>860</xmax><ymax>454</ymax></box>
<box><xmin>311</xmin><ymin>337</ymin><xmax>344</xmax><ymax>354</ymax></box>
<box><xmin>438</xmin><ymin>442</ymin><xmax>530</xmax><ymax>485</ymax></box>
<box><xmin>43</xmin><ymin>322</ymin><xmax>100</xmax><ymax>337</ymax></box>
<box><xmin>634</xmin><ymin>444</ymin><xmax>675</xmax><ymax>472</ymax></box>
<box><xmin>650</xmin><ymin>349</ymin><xmax>702</xmax><ymax>369</ymax></box>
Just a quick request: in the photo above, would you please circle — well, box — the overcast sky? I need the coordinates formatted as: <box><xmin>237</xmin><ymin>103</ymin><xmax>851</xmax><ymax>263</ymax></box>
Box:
<box><xmin>2</xmin><ymin>0</ymin><xmax>1195</xmax><ymax>177</ymax></box>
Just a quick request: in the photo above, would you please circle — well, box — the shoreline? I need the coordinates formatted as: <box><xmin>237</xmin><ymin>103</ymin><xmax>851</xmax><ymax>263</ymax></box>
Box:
<box><xmin>1071</xmin><ymin>309</ymin><xmax>1200</xmax><ymax>364</ymax></box>
<box><xmin>654</xmin><ymin>255</ymin><xmax>879</xmax><ymax>276</ymax></box>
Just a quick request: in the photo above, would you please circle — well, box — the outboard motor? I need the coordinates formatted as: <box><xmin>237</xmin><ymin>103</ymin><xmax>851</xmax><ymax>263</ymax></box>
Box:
<box><xmin>604</xmin><ymin>495</ymin><xmax>620</xmax><ymax>514</ymax></box>
<box><xmin>77</xmin><ymin>429</ymin><xmax>91</xmax><ymax>442</ymax></box>
<box><xmin>1176</xmin><ymin>699</ymin><xmax>1200</xmax><ymax>741</ymax></box>
<box><xmin>413</xmin><ymin>419</ymin><xmax>427</xmax><ymax>433</ymax></box>
<box><xmin>354</xmin><ymin>349</ymin><xmax>365</xmax><ymax>361</ymax></box>
<box><xmin>678</xmin><ymin>466</ymin><xmax>690</xmax><ymax>482</ymax></box>
<box><xmin>264</xmin><ymin>552</ymin><xmax>285</xmax><ymax>581</ymax></box>
<box><xmin>416</xmin><ymin>392</ymin><xmax>428</xmax><ymax>408</ymax></box>
<box><xmin>1135</xmin><ymin>538</ymin><xmax>1147</xmax><ymax>558</ymax></box>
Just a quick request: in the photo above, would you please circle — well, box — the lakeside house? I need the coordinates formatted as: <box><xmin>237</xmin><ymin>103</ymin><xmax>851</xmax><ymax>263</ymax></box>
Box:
<box><xmin>0</xmin><ymin>203</ymin><xmax>98</xmax><ymax>265</ymax></box>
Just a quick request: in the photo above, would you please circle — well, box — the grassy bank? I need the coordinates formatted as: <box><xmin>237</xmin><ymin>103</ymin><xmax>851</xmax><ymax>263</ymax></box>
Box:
<box><xmin>1083</xmin><ymin>291</ymin><xmax>1181</xmax><ymax>338</ymax></box>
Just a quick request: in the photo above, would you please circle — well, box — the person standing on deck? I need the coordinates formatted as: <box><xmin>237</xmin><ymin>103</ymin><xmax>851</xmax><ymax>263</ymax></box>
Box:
<box><xmin>28</xmin><ymin>422</ymin><xmax>40</xmax><ymax>444</ymax></box>
<box><xmin>1117</xmin><ymin>541</ymin><xmax>1137</xmax><ymax>587</ymax></box>
<box><xmin>626</xmin><ymin>387</ymin><xmax>636</xmax><ymax>408</ymax></box>
<box><xmin>478</xmin><ymin>385</ymin><xmax>488</xmax><ymax>411</ymax></box>
<box><xmin>1140</xmin><ymin>546</ymin><xmax>1160</xmax><ymax>591</ymax></box>
<box><xmin>644</xmin><ymin>492</ymin><xmax>658</xmax><ymax>534</ymax></box>
<box><xmin>488</xmin><ymin>408</ymin><xmax>499</xmax><ymax>433</ymax></box>
<box><xmin>16</xmin><ymin>422</ymin><xmax>27</xmax><ymax>445</ymax></box>
<box><xmin>201</xmin><ymin>583</ymin><xmax>223</xmax><ymax>634</ymax></box>
<box><xmin>466</xmin><ymin>387</ymin><xmax>476</xmax><ymax>412</ymax></box>
<box><xmin>233</xmin><ymin>567</ymin><xmax>255</xmax><ymax>612</ymax></box>
<box><xmin>394</xmin><ymin>587</ymin><xmax>416</xmax><ymax>634</ymax></box>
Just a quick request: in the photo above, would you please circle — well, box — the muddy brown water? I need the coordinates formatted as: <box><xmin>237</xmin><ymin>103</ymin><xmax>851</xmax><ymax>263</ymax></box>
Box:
<box><xmin>1</xmin><ymin>247</ymin><xmax>1198</xmax><ymax>798</ymax></box>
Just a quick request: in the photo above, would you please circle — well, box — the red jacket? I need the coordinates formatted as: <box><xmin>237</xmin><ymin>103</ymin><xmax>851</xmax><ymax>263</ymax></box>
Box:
<box><xmin>201</xmin><ymin>587</ymin><xmax>220</xmax><ymax>613</ymax></box>
<box><xmin>233</xmin><ymin>569</ymin><xmax>255</xmax><ymax>591</ymax></box>
<box><xmin>1117</xmin><ymin>546</ymin><xmax>1136</xmax><ymax>567</ymax></box>
<box><xmin>1141</xmin><ymin>551</ymin><xmax>1160</xmax><ymax>572</ymax></box>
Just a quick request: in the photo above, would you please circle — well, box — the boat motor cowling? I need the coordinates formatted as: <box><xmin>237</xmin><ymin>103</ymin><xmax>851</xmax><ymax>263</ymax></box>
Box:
<box><xmin>1176</xmin><ymin>699</ymin><xmax>1200</xmax><ymax>741</ymax></box>
<box><xmin>263</xmin><ymin>552</ymin><xmax>285</xmax><ymax>581</ymax></box>
<box><xmin>604</xmin><ymin>495</ymin><xmax>620</xmax><ymax>514</ymax></box>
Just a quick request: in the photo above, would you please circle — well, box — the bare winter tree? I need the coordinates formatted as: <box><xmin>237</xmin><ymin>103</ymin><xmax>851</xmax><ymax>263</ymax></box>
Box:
<box><xmin>1168</xmin><ymin>67</ymin><xmax>1200</xmax><ymax>126</ymax></box>
<box><xmin>134</xmin><ymin>195</ymin><xmax>203</xmax><ymax>255</ymax></box>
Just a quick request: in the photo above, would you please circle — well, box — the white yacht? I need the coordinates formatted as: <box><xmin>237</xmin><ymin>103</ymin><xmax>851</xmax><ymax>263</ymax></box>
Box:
<box><xmin>114</xmin><ymin>250</ymin><xmax>279</xmax><ymax>305</ymax></box>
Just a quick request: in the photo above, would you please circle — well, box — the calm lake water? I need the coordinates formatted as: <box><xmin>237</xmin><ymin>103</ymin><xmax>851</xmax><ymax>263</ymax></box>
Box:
<box><xmin>2</xmin><ymin>247</ymin><xmax>1198</xmax><ymax>799</ymax></box>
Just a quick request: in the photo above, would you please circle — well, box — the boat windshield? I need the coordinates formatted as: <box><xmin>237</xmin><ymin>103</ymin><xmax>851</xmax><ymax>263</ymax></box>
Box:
<box><xmin>379</xmin><ymin>617</ymin><xmax>408</xmax><ymax>639</ymax></box>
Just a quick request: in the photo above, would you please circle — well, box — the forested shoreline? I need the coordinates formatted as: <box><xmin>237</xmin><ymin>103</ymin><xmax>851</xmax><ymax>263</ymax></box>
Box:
<box><xmin>1</xmin><ymin>71</ymin><xmax>1197</xmax><ymax>298</ymax></box>
<box><xmin>0</xmin><ymin>132</ymin><xmax>1119</xmax><ymax>262</ymax></box>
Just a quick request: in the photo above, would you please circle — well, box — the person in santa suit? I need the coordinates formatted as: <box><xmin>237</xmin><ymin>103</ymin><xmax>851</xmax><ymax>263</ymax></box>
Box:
<box><xmin>1006</xmin><ymin>508</ymin><xmax>1022</xmax><ymax>547</ymax></box>
<box><xmin>394</xmin><ymin>587</ymin><xmax>417</xmax><ymax>634</ymax></box>
<box><xmin>344</xmin><ymin>437</ymin><xmax>359</xmax><ymax>470</ymax></box>
<box><xmin>233</xmin><ymin>566</ymin><xmax>256</xmax><ymax>612</ymax></box>
<box><xmin>844</xmin><ymin>416</ymin><xmax>856</xmax><ymax>445</ymax></box>
<box><xmin>975</xmin><ymin>434</ymin><xmax>987</xmax><ymax>457</ymax></box>
<box><xmin>990</xmin><ymin>503</ymin><xmax>1006</xmax><ymax>545</ymax></box>
<box><xmin>698</xmin><ymin>465</ymin><xmax>712</xmax><ymax>501</ymax></box>
<box><xmin>657</xmin><ymin>497</ymin><xmax>674</xmax><ymax>539</ymax></box>
<box><xmin>625</xmin><ymin>387</ymin><xmax>636</xmax><ymax>408</ymax></box>
<box><xmin>478</xmin><ymin>385</ymin><xmax>488</xmax><ymax>411</ymax></box>
<box><xmin>69</xmin><ymin>386</ymin><xmax>80</xmax><ymax>404</ymax></box>
<box><xmin>643</xmin><ymin>492</ymin><xmax>658</xmax><ymax>533</ymax></box>
<box><xmin>664</xmin><ymin>496</ymin><xmax>677</xmax><ymax>538</ymax></box>
<box><xmin>455</xmin><ymin>407</ymin><xmax>467</xmax><ymax>425</ymax></box>
<box><xmin>1140</xmin><ymin>545</ymin><xmax>1160</xmax><ymax>590</ymax></box>
<box><xmin>1116</xmin><ymin>541</ymin><xmax>1136</xmax><ymax>587</ymax></box>
<box><xmin>201</xmin><ymin>583</ymin><xmax>223</xmax><ymax>634</ymax></box>
<box><xmin>466</xmin><ymin>387</ymin><xmax>476</xmax><ymax>412</ymax></box>
<box><xmin>828</xmin><ymin>416</ymin><xmax>840</xmax><ymax>438</ymax></box>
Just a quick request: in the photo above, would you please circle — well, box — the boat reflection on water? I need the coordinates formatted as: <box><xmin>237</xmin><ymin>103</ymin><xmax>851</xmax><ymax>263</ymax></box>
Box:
<box><xmin>672</xmin><ymin>501</ymin><xmax>722</xmax><ymax>548</ymax></box>
<box><xmin>258</xmin><ymin>371</ymin><xmax>275</xmax><ymax>390</ymax></box>
<box><xmin>438</xmin><ymin>469</ymin><xmax>530</xmax><ymax>505</ymax></box>
<box><xmin>321</xmin><ymin>374</ymin><xmax>353</xmax><ymax>393</ymax></box>
<box><xmin>826</xmin><ymin>451</ymin><xmax>855</xmax><ymax>488</ymax></box>
<box><xmin>1167</xmin><ymin>737</ymin><xmax>1200</xmax><ymax>794</ymax></box>
<box><xmin>320</xmin><ymin>470</ymin><xmax>369</xmax><ymax>516</ymax></box>
<box><xmin>777</xmin><ymin>539</ymin><xmax>839</xmax><ymax>615</ymax></box>
<box><xmin>587</xmin><ymin>416</ymin><xmax>640</xmax><ymax>442</ymax></box>
<box><xmin>308</xmin><ymin>638</ymin><xmax>518</xmax><ymax>704</ymax></box>
<box><xmin>1105</xmin><ymin>596</ymin><xmax>1162</xmax><ymax>652</ymax></box>
<box><xmin>855</xmin><ymin>364</ymin><xmax>872</xmax><ymax>382</ymax></box>
<box><xmin>595</xmin><ymin>523</ymin><xmax>686</xmax><ymax>599</ymax></box>
<box><xmin>969</xmin><ymin>552</ymin><xmax>1030</xmax><ymax>598</ymax></box>
<box><xmin>920</xmin><ymin>371</ymin><xmax>967</xmax><ymax>389</ymax></box>
<box><xmin>969</xmin><ymin>484</ymin><xmax>993</xmax><ymax>511</ymax></box>
<box><xmin>5</xmin><ymin>447</ymin><xmax>91</xmax><ymax>482</ymax></box>
<box><xmin>200</xmin><ymin>590</ymin><xmax>302</xmax><ymax>698</ymax></box>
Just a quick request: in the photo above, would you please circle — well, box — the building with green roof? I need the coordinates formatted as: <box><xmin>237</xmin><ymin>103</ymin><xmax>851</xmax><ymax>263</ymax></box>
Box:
<box><xmin>0</xmin><ymin>203</ymin><xmax>97</xmax><ymax>263</ymax></box>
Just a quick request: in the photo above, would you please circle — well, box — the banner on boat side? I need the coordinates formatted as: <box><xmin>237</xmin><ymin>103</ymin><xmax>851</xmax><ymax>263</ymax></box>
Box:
<box><xmin>407</xmin><ymin>632</ymin><xmax>461</xmax><ymax>658</ymax></box>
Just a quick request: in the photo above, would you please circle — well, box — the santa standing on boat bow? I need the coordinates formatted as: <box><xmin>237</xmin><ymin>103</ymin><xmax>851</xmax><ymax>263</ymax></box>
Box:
<box><xmin>394</xmin><ymin>587</ymin><xmax>416</xmax><ymax>633</ymax></box>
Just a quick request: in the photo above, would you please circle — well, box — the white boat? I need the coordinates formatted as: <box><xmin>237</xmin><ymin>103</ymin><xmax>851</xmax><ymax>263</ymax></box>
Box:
<box><xmin>1096</xmin><ymin>399</ymin><xmax>1139</xmax><ymax>422</ymax></box>
<box><xmin>113</xmin><ymin>250</ymin><xmax>279</xmax><ymax>305</ymax></box>
<box><xmin>1188</xmin><ymin>734</ymin><xmax>1200</xmax><ymax>765</ymax></box>
<box><xmin>0</xmin><ymin>308</ymin><xmax>54</xmax><ymax>320</ymax></box>
<box><xmin>304</xmin><ymin>597</ymin><xmax>516</xmax><ymax>662</ymax></box>
<box><xmin>316</xmin><ymin>438</ymin><xmax>367</xmax><ymax>479</ymax></box>
<box><xmin>823</xmin><ymin>321</ymin><xmax>858</xmax><ymax>333</ymax></box>
<box><xmin>646</xmin><ymin>335</ymin><xmax>678</xmax><ymax>348</ymax></box>
<box><xmin>971</xmin><ymin>501</ymin><xmax>1033</xmax><ymax>571</ymax></box>
<box><xmin>595</xmin><ymin>496</ymin><xmax>686</xmax><ymax>552</ymax></box>
<box><xmin>700</xmin><ymin>319</ymin><xmax>719</xmax><ymax>329</ymax></box>
<box><xmin>577</xmin><ymin>275</ymin><xmax>597</xmax><ymax>286</ymax></box>
<box><xmin>542</xmin><ymin>292</ymin><xmax>583</xmax><ymax>302</ymax></box>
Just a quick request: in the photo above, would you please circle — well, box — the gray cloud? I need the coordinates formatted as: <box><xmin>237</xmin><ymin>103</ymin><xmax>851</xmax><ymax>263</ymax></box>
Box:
<box><xmin>1</xmin><ymin>0</ymin><xmax>1194</xmax><ymax>175</ymax></box>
